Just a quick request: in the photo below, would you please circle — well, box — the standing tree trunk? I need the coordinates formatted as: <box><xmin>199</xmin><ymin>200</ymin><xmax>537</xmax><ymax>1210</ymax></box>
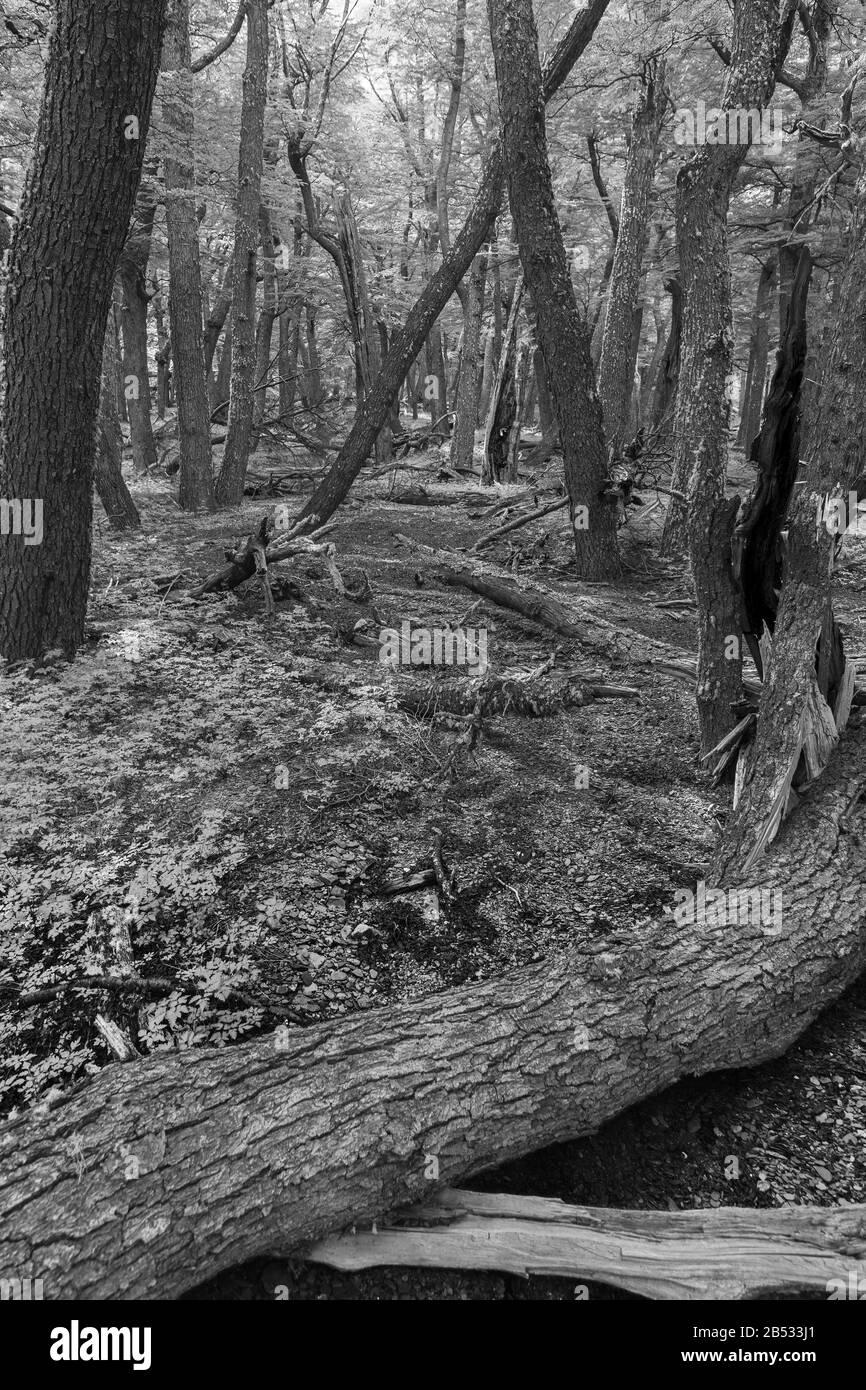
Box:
<box><xmin>736</xmin><ymin>257</ymin><xmax>777</xmax><ymax>451</ymax></box>
<box><xmin>661</xmin><ymin>0</ymin><xmax>794</xmax><ymax>752</ymax></box>
<box><xmin>253</xmin><ymin>205</ymin><xmax>277</xmax><ymax>434</ymax></box>
<box><xmin>151</xmin><ymin>273</ymin><xmax>172</xmax><ymax>418</ymax></box>
<box><xmin>95</xmin><ymin>300</ymin><xmax>142</xmax><ymax>531</ymax></box>
<box><xmin>291</xmin><ymin>0</ymin><xmax>612</xmax><ymax>535</ymax></box>
<box><xmin>0</xmin><ymin>0</ymin><xmax>167</xmax><ymax>662</ymax></box>
<box><xmin>650</xmin><ymin>274</ymin><xmax>681</xmax><ymax>436</ymax></box>
<box><xmin>118</xmin><ymin>176</ymin><xmax>159</xmax><ymax>474</ymax></box>
<box><xmin>482</xmin><ymin>275</ymin><xmax>524</xmax><ymax>483</ymax></box>
<box><xmin>488</xmin><ymin>0</ymin><xmax>620</xmax><ymax>578</ymax></box>
<box><xmin>449</xmin><ymin>252</ymin><xmax>488</xmax><ymax>472</ymax></box>
<box><xmin>203</xmin><ymin>259</ymin><xmax>233</xmax><ymax>399</ymax></box>
<box><xmin>777</xmin><ymin>0</ymin><xmax>836</xmax><ymax>334</ymax></box>
<box><xmin>162</xmin><ymin>0</ymin><xmax>214</xmax><ymax>511</ymax></box>
<box><xmin>215</xmin><ymin>0</ymin><xmax>269</xmax><ymax>505</ymax></box>
<box><xmin>597</xmin><ymin>60</ymin><xmax>668</xmax><ymax>454</ymax></box>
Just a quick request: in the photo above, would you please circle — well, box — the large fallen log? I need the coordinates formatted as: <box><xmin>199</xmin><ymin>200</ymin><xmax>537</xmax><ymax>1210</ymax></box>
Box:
<box><xmin>2</xmin><ymin>722</ymin><xmax>866</xmax><ymax>1299</ymax></box>
<box><xmin>306</xmin><ymin>1188</ymin><xmax>866</xmax><ymax>1300</ymax></box>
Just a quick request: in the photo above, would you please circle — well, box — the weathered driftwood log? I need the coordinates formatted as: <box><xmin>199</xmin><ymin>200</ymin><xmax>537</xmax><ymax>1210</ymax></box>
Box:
<box><xmin>2</xmin><ymin>724</ymin><xmax>866</xmax><ymax>1298</ymax></box>
<box><xmin>305</xmin><ymin>1188</ymin><xmax>866</xmax><ymax>1301</ymax></box>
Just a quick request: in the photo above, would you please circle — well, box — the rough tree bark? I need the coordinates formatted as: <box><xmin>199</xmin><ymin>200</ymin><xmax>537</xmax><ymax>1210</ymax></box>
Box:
<box><xmin>0</xmin><ymin>0</ymin><xmax>168</xmax><ymax>662</ymax></box>
<box><xmin>215</xmin><ymin>0</ymin><xmax>269</xmax><ymax>505</ymax></box>
<box><xmin>716</xmin><ymin>164</ymin><xmax>866</xmax><ymax>877</ymax></box>
<box><xmin>162</xmin><ymin>0</ymin><xmax>215</xmax><ymax>511</ymax></box>
<box><xmin>488</xmin><ymin>0</ymin><xmax>620</xmax><ymax>577</ymax></box>
<box><xmin>661</xmin><ymin>0</ymin><xmax>795</xmax><ymax>754</ymax></box>
<box><xmin>290</xmin><ymin>0</ymin><xmax>613</xmax><ymax>534</ymax></box>
<box><xmin>2</xmin><ymin>715</ymin><xmax>866</xmax><ymax>1297</ymax></box>
<box><xmin>597</xmin><ymin>59</ymin><xmax>668</xmax><ymax>454</ymax></box>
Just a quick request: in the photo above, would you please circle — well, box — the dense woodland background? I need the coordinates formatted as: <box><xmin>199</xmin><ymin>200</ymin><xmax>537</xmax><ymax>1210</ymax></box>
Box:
<box><xmin>1</xmin><ymin>0</ymin><xmax>866</xmax><ymax>1304</ymax></box>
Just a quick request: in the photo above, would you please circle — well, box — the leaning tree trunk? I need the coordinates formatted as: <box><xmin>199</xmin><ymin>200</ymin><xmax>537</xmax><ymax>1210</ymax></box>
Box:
<box><xmin>488</xmin><ymin>0</ymin><xmax>620</xmax><ymax>578</ymax></box>
<box><xmin>290</xmin><ymin>0</ymin><xmax>613</xmax><ymax>535</ymax></box>
<box><xmin>661</xmin><ymin>0</ymin><xmax>794</xmax><ymax>754</ymax></box>
<box><xmin>215</xmin><ymin>0</ymin><xmax>268</xmax><ymax>505</ymax></box>
<box><xmin>118</xmin><ymin>175</ymin><xmax>159</xmax><ymax>474</ymax></box>
<box><xmin>0</xmin><ymin>0</ymin><xmax>167</xmax><ymax>663</ymax></box>
<box><xmin>94</xmin><ymin>298</ymin><xmax>142</xmax><ymax>531</ymax></box>
<box><xmin>2</xmin><ymin>712</ymin><xmax>866</xmax><ymax>1297</ymax></box>
<box><xmin>162</xmin><ymin>0</ymin><xmax>215</xmax><ymax>511</ymax></box>
<box><xmin>597</xmin><ymin>59</ymin><xmax>667</xmax><ymax>454</ymax></box>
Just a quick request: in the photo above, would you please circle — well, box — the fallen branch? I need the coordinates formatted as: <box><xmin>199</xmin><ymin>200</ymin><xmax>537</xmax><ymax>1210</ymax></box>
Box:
<box><xmin>471</xmin><ymin>497</ymin><xmax>570</xmax><ymax>551</ymax></box>
<box><xmin>305</xmin><ymin>1187</ymin><xmax>866</xmax><ymax>1300</ymax></box>
<box><xmin>0</xmin><ymin>975</ymin><xmax>174</xmax><ymax>1007</ymax></box>
<box><xmin>190</xmin><ymin>521</ymin><xmax>337</xmax><ymax>597</ymax></box>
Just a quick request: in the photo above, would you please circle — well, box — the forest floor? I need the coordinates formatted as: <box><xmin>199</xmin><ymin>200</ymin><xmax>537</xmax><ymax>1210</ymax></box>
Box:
<box><xmin>2</xmin><ymin>434</ymin><xmax>866</xmax><ymax>1300</ymax></box>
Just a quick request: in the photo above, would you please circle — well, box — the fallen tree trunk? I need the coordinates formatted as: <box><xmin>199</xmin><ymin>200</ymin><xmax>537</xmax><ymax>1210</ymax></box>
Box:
<box><xmin>395</xmin><ymin>669</ymin><xmax>639</xmax><ymax>720</ymax></box>
<box><xmin>306</xmin><ymin>1187</ymin><xmax>866</xmax><ymax>1300</ymax></box>
<box><xmin>3</xmin><ymin>721</ymin><xmax>866</xmax><ymax>1298</ymax></box>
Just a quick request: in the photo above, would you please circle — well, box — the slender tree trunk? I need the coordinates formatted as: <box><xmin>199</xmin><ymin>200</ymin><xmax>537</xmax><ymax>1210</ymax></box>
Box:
<box><xmin>650</xmin><ymin>275</ymin><xmax>681</xmax><ymax>436</ymax></box>
<box><xmin>477</xmin><ymin>329</ymin><xmax>496</xmax><ymax>422</ymax></box>
<box><xmin>661</xmin><ymin>0</ymin><xmax>793</xmax><ymax>753</ymax></box>
<box><xmin>597</xmin><ymin>60</ymin><xmax>668</xmax><ymax>453</ymax></box>
<box><xmin>253</xmin><ymin>206</ymin><xmax>277</xmax><ymax>433</ymax></box>
<box><xmin>488</xmin><ymin>0</ymin><xmax>620</xmax><ymax>577</ymax></box>
<box><xmin>215</xmin><ymin>0</ymin><xmax>268</xmax><ymax>504</ymax></box>
<box><xmin>162</xmin><ymin>0</ymin><xmax>214</xmax><ymax>511</ymax></box>
<box><xmin>203</xmin><ymin>259</ymin><xmax>233</xmax><ymax>390</ymax></box>
<box><xmin>151</xmin><ymin>273</ymin><xmax>171</xmax><ymax>418</ymax></box>
<box><xmin>118</xmin><ymin>177</ymin><xmax>159</xmax><ymax>473</ymax></box>
<box><xmin>0</xmin><ymin>0</ymin><xmax>167</xmax><ymax>662</ymax></box>
<box><xmin>291</xmin><ymin>0</ymin><xmax>612</xmax><ymax>534</ymax></box>
<box><xmin>95</xmin><ymin>302</ymin><xmax>141</xmax><ymax>531</ymax></box>
<box><xmin>736</xmin><ymin>257</ymin><xmax>777</xmax><ymax>450</ymax></box>
<box><xmin>450</xmin><ymin>252</ymin><xmax>488</xmax><ymax>472</ymax></box>
<box><xmin>483</xmin><ymin>276</ymin><xmax>524</xmax><ymax>483</ymax></box>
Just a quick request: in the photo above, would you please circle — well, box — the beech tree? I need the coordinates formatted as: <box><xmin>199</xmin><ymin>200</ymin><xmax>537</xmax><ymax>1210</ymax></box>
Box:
<box><xmin>215</xmin><ymin>0</ymin><xmax>269</xmax><ymax>505</ymax></box>
<box><xmin>0</xmin><ymin>0</ymin><xmax>168</xmax><ymax>662</ymax></box>
<box><xmin>162</xmin><ymin>0</ymin><xmax>215</xmax><ymax>511</ymax></box>
<box><xmin>488</xmin><ymin>0</ymin><xmax>620</xmax><ymax>577</ymax></box>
